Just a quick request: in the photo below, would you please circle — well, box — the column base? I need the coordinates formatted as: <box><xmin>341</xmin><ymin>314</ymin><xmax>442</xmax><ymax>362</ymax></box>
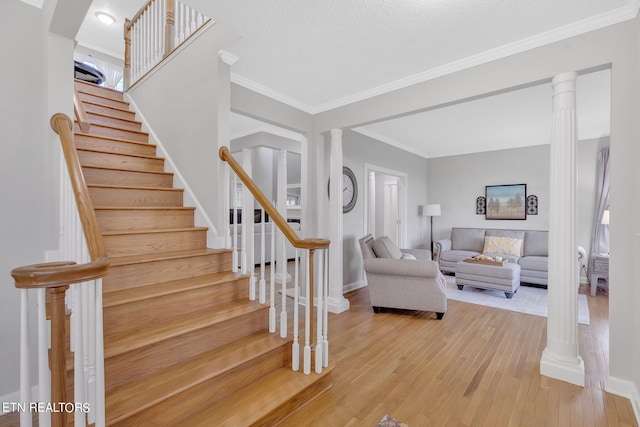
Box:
<box><xmin>297</xmin><ymin>295</ymin><xmax>350</xmax><ymax>314</ymax></box>
<box><xmin>540</xmin><ymin>348</ymin><xmax>585</xmax><ymax>387</ymax></box>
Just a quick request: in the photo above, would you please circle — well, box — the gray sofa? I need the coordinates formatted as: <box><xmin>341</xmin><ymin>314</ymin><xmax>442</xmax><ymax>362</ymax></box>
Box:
<box><xmin>435</xmin><ymin>228</ymin><xmax>549</xmax><ymax>286</ymax></box>
<box><xmin>359</xmin><ymin>235</ymin><xmax>448</xmax><ymax>319</ymax></box>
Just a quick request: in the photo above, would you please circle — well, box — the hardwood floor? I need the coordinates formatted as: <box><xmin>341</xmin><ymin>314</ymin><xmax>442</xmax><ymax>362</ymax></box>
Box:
<box><xmin>283</xmin><ymin>284</ymin><xmax>637</xmax><ymax>427</ymax></box>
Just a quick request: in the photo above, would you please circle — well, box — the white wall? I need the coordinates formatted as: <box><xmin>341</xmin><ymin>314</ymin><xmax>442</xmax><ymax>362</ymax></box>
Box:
<box><xmin>342</xmin><ymin>129</ymin><xmax>428</xmax><ymax>289</ymax></box>
<box><xmin>427</xmin><ymin>137</ymin><xmax>605</xmax><ymax>272</ymax></box>
<box><xmin>315</xmin><ymin>17</ymin><xmax>639</xmax><ymax>415</ymax></box>
<box><xmin>0</xmin><ymin>0</ymin><xmax>76</xmax><ymax>401</ymax></box>
<box><xmin>127</xmin><ymin>23</ymin><xmax>239</xmax><ymax>238</ymax></box>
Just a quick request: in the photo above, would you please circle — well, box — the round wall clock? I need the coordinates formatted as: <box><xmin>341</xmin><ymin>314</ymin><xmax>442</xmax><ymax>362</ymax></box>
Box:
<box><xmin>327</xmin><ymin>166</ymin><xmax>358</xmax><ymax>213</ymax></box>
<box><xmin>341</xmin><ymin>166</ymin><xmax>358</xmax><ymax>213</ymax></box>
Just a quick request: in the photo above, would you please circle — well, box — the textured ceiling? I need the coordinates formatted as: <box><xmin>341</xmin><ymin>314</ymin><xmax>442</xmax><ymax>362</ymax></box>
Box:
<box><xmin>75</xmin><ymin>0</ymin><xmax>631</xmax><ymax>157</ymax></box>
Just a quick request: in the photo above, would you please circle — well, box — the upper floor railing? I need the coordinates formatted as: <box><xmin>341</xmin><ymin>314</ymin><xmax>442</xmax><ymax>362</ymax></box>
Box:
<box><xmin>124</xmin><ymin>0</ymin><xmax>212</xmax><ymax>89</ymax></box>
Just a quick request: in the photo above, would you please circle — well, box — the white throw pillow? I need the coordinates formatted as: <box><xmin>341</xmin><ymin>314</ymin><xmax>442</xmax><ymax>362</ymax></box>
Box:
<box><xmin>483</xmin><ymin>236</ymin><xmax>523</xmax><ymax>257</ymax></box>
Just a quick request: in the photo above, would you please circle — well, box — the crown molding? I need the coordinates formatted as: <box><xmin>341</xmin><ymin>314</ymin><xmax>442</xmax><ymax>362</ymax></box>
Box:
<box><xmin>230</xmin><ymin>124</ymin><xmax>304</xmax><ymax>144</ymax></box>
<box><xmin>230</xmin><ymin>4</ymin><xmax>638</xmax><ymax>115</ymax></box>
<box><xmin>230</xmin><ymin>73</ymin><xmax>315</xmax><ymax>114</ymax></box>
<box><xmin>351</xmin><ymin>128</ymin><xmax>428</xmax><ymax>159</ymax></box>
<box><xmin>18</xmin><ymin>0</ymin><xmax>44</xmax><ymax>8</ymax></box>
<box><xmin>312</xmin><ymin>4</ymin><xmax>639</xmax><ymax>113</ymax></box>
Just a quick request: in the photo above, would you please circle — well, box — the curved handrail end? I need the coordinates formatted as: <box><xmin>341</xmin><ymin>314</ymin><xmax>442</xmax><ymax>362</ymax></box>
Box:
<box><xmin>11</xmin><ymin>257</ymin><xmax>110</xmax><ymax>289</ymax></box>
<box><xmin>50</xmin><ymin>113</ymin><xmax>73</xmax><ymax>134</ymax></box>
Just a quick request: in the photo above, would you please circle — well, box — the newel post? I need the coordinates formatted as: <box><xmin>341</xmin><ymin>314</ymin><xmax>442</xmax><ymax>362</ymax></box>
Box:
<box><xmin>164</xmin><ymin>0</ymin><xmax>176</xmax><ymax>57</ymax></box>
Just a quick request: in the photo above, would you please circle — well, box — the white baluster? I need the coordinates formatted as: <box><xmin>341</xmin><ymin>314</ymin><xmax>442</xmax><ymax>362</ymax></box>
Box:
<box><xmin>269</xmin><ymin>222</ymin><xmax>276</xmax><ymax>333</ymax></box>
<box><xmin>232</xmin><ymin>174</ymin><xmax>238</xmax><ymax>272</ymax></box>
<box><xmin>259</xmin><ymin>209</ymin><xmax>266</xmax><ymax>304</ymax></box>
<box><xmin>86</xmin><ymin>281</ymin><xmax>97</xmax><ymax>424</ymax></box>
<box><xmin>196</xmin><ymin>11</ymin><xmax>204</xmax><ymax>28</ymax></box>
<box><xmin>292</xmin><ymin>250</ymin><xmax>300</xmax><ymax>371</ymax></box>
<box><xmin>190</xmin><ymin>7</ymin><xmax>197</xmax><ymax>34</ymax></box>
<box><xmin>179</xmin><ymin>2</ymin><xmax>186</xmax><ymax>44</ymax></box>
<box><xmin>303</xmin><ymin>251</ymin><xmax>311</xmax><ymax>374</ymax></box>
<box><xmin>94</xmin><ymin>279</ymin><xmax>106</xmax><ymax>427</ymax></box>
<box><xmin>315</xmin><ymin>250</ymin><xmax>324</xmax><ymax>373</ymax></box>
<box><xmin>280</xmin><ymin>229</ymin><xmax>287</xmax><ymax>338</ymax></box>
<box><xmin>323</xmin><ymin>249</ymin><xmax>329</xmax><ymax>367</ymax></box>
<box><xmin>240</xmin><ymin>181</ymin><xmax>247</xmax><ymax>275</ymax></box>
<box><xmin>73</xmin><ymin>284</ymin><xmax>86</xmax><ymax>426</ymax></box>
<box><xmin>37</xmin><ymin>289</ymin><xmax>50</xmax><ymax>427</ymax></box>
<box><xmin>20</xmin><ymin>289</ymin><xmax>32</xmax><ymax>427</ymax></box>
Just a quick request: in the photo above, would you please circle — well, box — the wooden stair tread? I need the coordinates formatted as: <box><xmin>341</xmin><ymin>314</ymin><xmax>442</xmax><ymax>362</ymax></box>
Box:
<box><xmin>185</xmin><ymin>361</ymin><xmax>335</xmax><ymax>426</ymax></box>
<box><xmin>75</xmin><ymin>132</ymin><xmax>155</xmax><ymax>148</ymax></box>
<box><xmin>81</xmin><ymin>99</ymin><xmax>132</xmax><ymax>114</ymax></box>
<box><xmin>79</xmin><ymin>120</ymin><xmax>148</xmax><ymax>135</ymax></box>
<box><xmin>101</xmin><ymin>226</ymin><xmax>208</xmax><ymax>236</ymax></box>
<box><xmin>107</xmin><ymin>248</ymin><xmax>231</xmax><ymax>265</ymax></box>
<box><xmin>95</xmin><ymin>206</ymin><xmax>193</xmax><ymax>211</ymax></box>
<box><xmin>79</xmin><ymin>148</ymin><xmax>162</xmax><ymax>161</ymax></box>
<box><xmin>103</xmin><ymin>271</ymin><xmax>242</xmax><ymax>307</ymax></box>
<box><xmin>105</xmin><ymin>332</ymin><xmax>288</xmax><ymax>424</ymax></box>
<box><xmin>104</xmin><ymin>300</ymin><xmax>265</xmax><ymax>359</ymax></box>
<box><xmin>76</xmin><ymin>88</ymin><xmax>129</xmax><ymax>105</ymax></box>
<box><xmin>86</xmin><ymin>110</ymin><xmax>140</xmax><ymax>125</ymax></box>
<box><xmin>74</xmin><ymin>79</ymin><xmax>123</xmax><ymax>96</ymax></box>
<box><xmin>88</xmin><ymin>183</ymin><xmax>181</xmax><ymax>191</ymax></box>
<box><xmin>83</xmin><ymin>165</ymin><xmax>172</xmax><ymax>176</ymax></box>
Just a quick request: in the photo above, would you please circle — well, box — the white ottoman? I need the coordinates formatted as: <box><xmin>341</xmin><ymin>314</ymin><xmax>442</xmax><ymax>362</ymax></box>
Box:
<box><xmin>455</xmin><ymin>260</ymin><xmax>521</xmax><ymax>299</ymax></box>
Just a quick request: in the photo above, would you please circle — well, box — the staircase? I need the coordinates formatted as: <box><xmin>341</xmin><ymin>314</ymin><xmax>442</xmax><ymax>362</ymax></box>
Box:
<box><xmin>72</xmin><ymin>79</ymin><xmax>333</xmax><ymax>426</ymax></box>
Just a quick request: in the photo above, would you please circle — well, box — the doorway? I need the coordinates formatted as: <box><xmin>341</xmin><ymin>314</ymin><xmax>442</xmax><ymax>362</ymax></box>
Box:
<box><xmin>364</xmin><ymin>163</ymin><xmax>407</xmax><ymax>247</ymax></box>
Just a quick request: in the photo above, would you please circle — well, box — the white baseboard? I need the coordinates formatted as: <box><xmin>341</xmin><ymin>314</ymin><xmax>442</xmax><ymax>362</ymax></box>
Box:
<box><xmin>606</xmin><ymin>375</ymin><xmax>640</xmax><ymax>424</ymax></box>
<box><xmin>0</xmin><ymin>385</ymin><xmax>40</xmax><ymax>415</ymax></box>
<box><xmin>297</xmin><ymin>295</ymin><xmax>351</xmax><ymax>314</ymax></box>
<box><xmin>343</xmin><ymin>280</ymin><xmax>366</xmax><ymax>294</ymax></box>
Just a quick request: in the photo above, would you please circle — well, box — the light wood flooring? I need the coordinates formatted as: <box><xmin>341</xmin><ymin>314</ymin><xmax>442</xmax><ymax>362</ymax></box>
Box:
<box><xmin>283</xmin><ymin>284</ymin><xmax>637</xmax><ymax>427</ymax></box>
<box><xmin>1</xmin><ymin>283</ymin><xmax>635</xmax><ymax>427</ymax></box>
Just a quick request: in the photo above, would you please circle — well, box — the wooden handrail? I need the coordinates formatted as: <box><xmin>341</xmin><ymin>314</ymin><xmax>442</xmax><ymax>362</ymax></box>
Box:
<box><xmin>73</xmin><ymin>88</ymin><xmax>91</xmax><ymax>133</ymax></box>
<box><xmin>10</xmin><ymin>113</ymin><xmax>110</xmax><ymax>427</ymax></box>
<box><xmin>219</xmin><ymin>146</ymin><xmax>329</xmax><ymax>250</ymax></box>
<box><xmin>126</xmin><ymin>0</ymin><xmax>153</xmax><ymax>31</ymax></box>
<box><xmin>50</xmin><ymin>113</ymin><xmax>107</xmax><ymax>260</ymax></box>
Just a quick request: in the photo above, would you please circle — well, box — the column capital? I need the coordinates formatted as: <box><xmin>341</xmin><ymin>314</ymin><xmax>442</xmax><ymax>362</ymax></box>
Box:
<box><xmin>552</xmin><ymin>72</ymin><xmax>578</xmax><ymax>108</ymax></box>
<box><xmin>218</xmin><ymin>50</ymin><xmax>239</xmax><ymax>66</ymax></box>
<box><xmin>330</xmin><ymin>128</ymin><xmax>343</xmax><ymax>139</ymax></box>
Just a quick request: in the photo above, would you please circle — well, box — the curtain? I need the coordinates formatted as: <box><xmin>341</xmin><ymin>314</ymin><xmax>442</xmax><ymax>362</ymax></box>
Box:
<box><xmin>588</xmin><ymin>145</ymin><xmax>609</xmax><ymax>280</ymax></box>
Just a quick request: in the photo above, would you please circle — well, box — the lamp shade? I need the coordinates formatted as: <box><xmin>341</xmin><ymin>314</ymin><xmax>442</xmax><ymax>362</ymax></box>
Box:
<box><xmin>425</xmin><ymin>204</ymin><xmax>441</xmax><ymax>217</ymax></box>
<box><xmin>601</xmin><ymin>209</ymin><xmax>610</xmax><ymax>225</ymax></box>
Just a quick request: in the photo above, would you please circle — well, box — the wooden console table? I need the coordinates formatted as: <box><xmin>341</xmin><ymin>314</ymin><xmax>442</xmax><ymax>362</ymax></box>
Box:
<box><xmin>590</xmin><ymin>254</ymin><xmax>609</xmax><ymax>296</ymax></box>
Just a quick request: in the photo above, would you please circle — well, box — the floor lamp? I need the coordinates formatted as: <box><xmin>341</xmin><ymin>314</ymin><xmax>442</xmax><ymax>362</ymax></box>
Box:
<box><xmin>425</xmin><ymin>204</ymin><xmax>441</xmax><ymax>256</ymax></box>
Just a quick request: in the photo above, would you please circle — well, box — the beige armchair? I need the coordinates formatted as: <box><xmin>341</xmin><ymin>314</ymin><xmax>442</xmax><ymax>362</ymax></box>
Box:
<box><xmin>359</xmin><ymin>234</ymin><xmax>448</xmax><ymax>319</ymax></box>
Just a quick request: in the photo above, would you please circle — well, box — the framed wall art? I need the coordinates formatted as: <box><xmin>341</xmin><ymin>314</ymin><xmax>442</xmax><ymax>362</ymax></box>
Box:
<box><xmin>485</xmin><ymin>184</ymin><xmax>527</xmax><ymax>220</ymax></box>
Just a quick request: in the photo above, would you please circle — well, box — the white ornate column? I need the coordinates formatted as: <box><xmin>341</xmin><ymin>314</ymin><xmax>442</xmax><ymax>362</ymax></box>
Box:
<box><xmin>328</xmin><ymin>129</ymin><xmax>350</xmax><ymax>313</ymax></box>
<box><xmin>540</xmin><ymin>71</ymin><xmax>585</xmax><ymax>386</ymax></box>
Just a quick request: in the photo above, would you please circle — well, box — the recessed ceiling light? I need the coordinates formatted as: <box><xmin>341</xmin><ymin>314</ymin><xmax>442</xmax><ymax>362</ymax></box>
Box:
<box><xmin>96</xmin><ymin>12</ymin><xmax>116</xmax><ymax>26</ymax></box>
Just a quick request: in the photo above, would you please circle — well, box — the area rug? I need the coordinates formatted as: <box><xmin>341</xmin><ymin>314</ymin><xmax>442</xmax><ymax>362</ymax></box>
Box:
<box><xmin>444</xmin><ymin>276</ymin><xmax>590</xmax><ymax>325</ymax></box>
<box><xmin>376</xmin><ymin>414</ymin><xmax>408</xmax><ymax>427</ymax></box>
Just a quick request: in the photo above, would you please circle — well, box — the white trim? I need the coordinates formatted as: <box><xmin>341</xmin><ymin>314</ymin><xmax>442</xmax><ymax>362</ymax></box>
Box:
<box><xmin>540</xmin><ymin>348</ymin><xmax>585</xmax><ymax>387</ymax></box>
<box><xmin>229</xmin><ymin>5</ymin><xmax>638</xmax><ymax>114</ymax></box>
<box><xmin>605</xmin><ymin>375</ymin><xmax>640</xmax><ymax>424</ymax></box>
<box><xmin>124</xmin><ymin>94</ymin><xmax>222</xmax><ymax>248</ymax></box>
<box><xmin>17</xmin><ymin>0</ymin><xmax>44</xmax><ymax>9</ymax></box>
<box><xmin>363</xmin><ymin>163</ymin><xmax>408</xmax><ymax>247</ymax></box>
<box><xmin>218</xmin><ymin>50</ymin><xmax>239</xmax><ymax>66</ymax></box>
<box><xmin>230</xmin><ymin>125</ymin><xmax>305</xmax><ymax>144</ymax></box>
<box><xmin>343</xmin><ymin>280</ymin><xmax>366</xmax><ymax>294</ymax></box>
<box><xmin>298</xmin><ymin>295</ymin><xmax>350</xmax><ymax>314</ymax></box>
<box><xmin>0</xmin><ymin>385</ymin><xmax>40</xmax><ymax>415</ymax></box>
<box><xmin>231</xmin><ymin>73</ymin><xmax>315</xmax><ymax>114</ymax></box>
<box><xmin>351</xmin><ymin>128</ymin><xmax>428</xmax><ymax>159</ymax></box>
